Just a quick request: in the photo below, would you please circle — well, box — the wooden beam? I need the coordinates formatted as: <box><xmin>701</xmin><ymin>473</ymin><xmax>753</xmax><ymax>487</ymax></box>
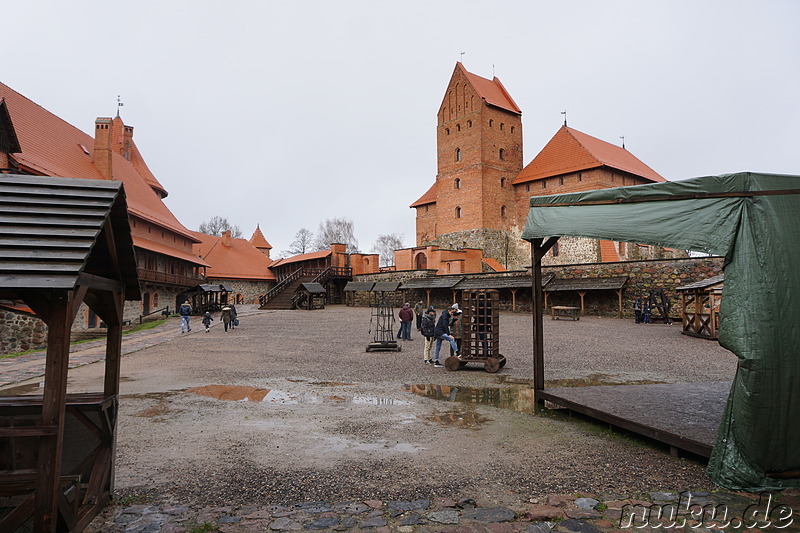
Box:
<box><xmin>578</xmin><ymin>291</ymin><xmax>586</xmax><ymax>315</ymax></box>
<box><xmin>531</xmin><ymin>238</ymin><xmax>556</xmax><ymax>395</ymax></box>
<box><xmin>77</xmin><ymin>272</ymin><xmax>124</xmax><ymax>293</ymax></box>
<box><xmin>34</xmin><ymin>290</ymin><xmax>72</xmax><ymax>533</ymax></box>
<box><xmin>18</xmin><ymin>290</ymin><xmax>53</xmax><ymax>324</ymax></box>
<box><xmin>616</xmin><ymin>289</ymin><xmax>623</xmax><ymax>318</ymax></box>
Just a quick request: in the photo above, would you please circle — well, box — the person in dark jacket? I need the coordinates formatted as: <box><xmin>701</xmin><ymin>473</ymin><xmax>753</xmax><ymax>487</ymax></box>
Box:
<box><xmin>634</xmin><ymin>298</ymin><xmax>642</xmax><ymax>324</ymax></box>
<box><xmin>397</xmin><ymin>303</ymin><xmax>414</xmax><ymax>340</ymax></box>
<box><xmin>433</xmin><ymin>305</ymin><xmax>460</xmax><ymax>366</ymax></box>
<box><xmin>221</xmin><ymin>304</ymin><xmax>233</xmax><ymax>332</ymax></box>
<box><xmin>420</xmin><ymin>307</ymin><xmax>436</xmax><ymax>364</ymax></box>
<box><xmin>179</xmin><ymin>300</ymin><xmax>192</xmax><ymax>334</ymax></box>
<box><xmin>413</xmin><ymin>300</ymin><xmax>425</xmax><ymax>330</ymax></box>
<box><xmin>202</xmin><ymin>312</ymin><xmax>214</xmax><ymax>333</ymax></box>
<box><xmin>230</xmin><ymin>304</ymin><xmax>238</xmax><ymax>329</ymax></box>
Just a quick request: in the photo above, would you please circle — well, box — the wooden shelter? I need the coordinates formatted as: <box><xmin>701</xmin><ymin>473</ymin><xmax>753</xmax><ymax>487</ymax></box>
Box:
<box><xmin>543</xmin><ymin>276</ymin><xmax>628</xmax><ymax>317</ymax></box>
<box><xmin>677</xmin><ymin>274</ymin><xmax>724</xmax><ymax>339</ymax></box>
<box><xmin>293</xmin><ymin>282</ymin><xmax>327</xmax><ymax>310</ymax></box>
<box><xmin>0</xmin><ymin>175</ymin><xmax>140</xmax><ymax>532</ymax></box>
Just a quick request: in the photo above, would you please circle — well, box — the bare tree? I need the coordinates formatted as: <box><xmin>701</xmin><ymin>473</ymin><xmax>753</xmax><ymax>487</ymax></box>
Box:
<box><xmin>314</xmin><ymin>217</ymin><xmax>359</xmax><ymax>253</ymax></box>
<box><xmin>372</xmin><ymin>233</ymin><xmax>404</xmax><ymax>267</ymax></box>
<box><xmin>282</xmin><ymin>228</ymin><xmax>315</xmax><ymax>257</ymax></box>
<box><xmin>198</xmin><ymin>216</ymin><xmax>242</xmax><ymax>238</ymax></box>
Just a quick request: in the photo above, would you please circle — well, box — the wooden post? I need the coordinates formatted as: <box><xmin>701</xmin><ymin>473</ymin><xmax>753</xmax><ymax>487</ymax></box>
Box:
<box><xmin>425</xmin><ymin>289</ymin><xmax>431</xmax><ymax>307</ymax></box>
<box><xmin>617</xmin><ymin>289</ymin><xmax>623</xmax><ymax>318</ymax></box>
<box><xmin>531</xmin><ymin>237</ymin><xmax>559</xmax><ymax>397</ymax></box>
<box><xmin>34</xmin><ymin>290</ymin><xmax>72</xmax><ymax>533</ymax></box>
<box><xmin>578</xmin><ymin>291</ymin><xmax>587</xmax><ymax>315</ymax></box>
<box><xmin>510</xmin><ymin>288</ymin><xmax>518</xmax><ymax>312</ymax></box>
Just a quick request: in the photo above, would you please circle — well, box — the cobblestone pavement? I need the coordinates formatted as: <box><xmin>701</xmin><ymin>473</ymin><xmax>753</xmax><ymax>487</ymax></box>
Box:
<box><xmin>88</xmin><ymin>490</ymin><xmax>800</xmax><ymax>532</ymax></box>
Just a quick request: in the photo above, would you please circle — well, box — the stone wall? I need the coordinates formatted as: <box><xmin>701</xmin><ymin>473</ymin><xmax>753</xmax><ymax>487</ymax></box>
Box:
<box><xmin>0</xmin><ymin>309</ymin><xmax>47</xmax><ymax>355</ymax></box>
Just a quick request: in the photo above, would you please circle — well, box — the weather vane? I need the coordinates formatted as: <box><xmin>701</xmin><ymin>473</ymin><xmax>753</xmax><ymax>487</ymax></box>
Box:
<box><xmin>620</xmin><ymin>136</ymin><xmax>626</xmax><ymax>149</ymax></box>
<box><xmin>116</xmin><ymin>95</ymin><xmax>124</xmax><ymax>117</ymax></box>
<box><xmin>460</xmin><ymin>51</ymin><xmax>465</xmax><ymax>62</ymax></box>
<box><xmin>561</xmin><ymin>110</ymin><xmax>567</xmax><ymax>127</ymax></box>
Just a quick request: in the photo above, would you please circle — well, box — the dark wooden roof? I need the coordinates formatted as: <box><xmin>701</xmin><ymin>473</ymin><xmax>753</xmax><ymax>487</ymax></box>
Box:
<box><xmin>372</xmin><ymin>281</ymin><xmax>401</xmax><ymax>292</ymax></box>
<box><xmin>454</xmin><ymin>274</ymin><xmax>553</xmax><ymax>290</ymax></box>
<box><xmin>298</xmin><ymin>282</ymin><xmax>327</xmax><ymax>294</ymax></box>
<box><xmin>0</xmin><ymin>174</ymin><xmax>140</xmax><ymax>299</ymax></box>
<box><xmin>544</xmin><ymin>276</ymin><xmax>628</xmax><ymax>292</ymax></box>
<box><xmin>344</xmin><ymin>281</ymin><xmax>375</xmax><ymax>292</ymax></box>
<box><xmin>676</xmin><ymin>274</ymin><xmax>725</xmax><ymax>292</ymax></box>
<box><xmin>400</xmin><ymin>276</ymin><xmax>464</xmax><ymax>289</ymax></box>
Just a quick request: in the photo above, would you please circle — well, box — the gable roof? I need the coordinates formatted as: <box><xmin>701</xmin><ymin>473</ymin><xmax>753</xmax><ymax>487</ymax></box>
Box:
<box><xmin>270</xmin><ymin>249</ymin><xmax>331</xmax><ymax>268</ymax></box>
<box><xmin>410</xmin><ymin>182</ymin><xmax>437</xmax><ymax>208</ymax></box>
<box><xmin>0</xmin><ymin>98</ymin><xmax>21</xmax><ymax>154</ymax></box>
<box><xmin>481</xmin><ymin>257</ymin><xmax>508</xmax><ymax>273</ymax></box>
<box><xmin>249</xmin><ymin>225</ymin><xmax>272</xmax><ymax>249</ymax></box>
<box><xmin>0</xmin><ymin>82</ymin><xmax>198</xmax><ymax>244</ymax></box>
<box><xmin>0</xmin><ymin>174</ymin><xmax>140</xmax><ymax>299</ymax></box>
<box><xmin>191</xmin><ymin>231</ymin><xmax>275</xmax><ymax>281</ymax></box>
<box><xmin>513</xmin><ymin>126</ymin><xmax>665</xmax><ymax>185</ymax></box>
<box><xmin>456</xmin><ymin>63</ymin><xmax>521</xmax><ymax>115</ymax></box>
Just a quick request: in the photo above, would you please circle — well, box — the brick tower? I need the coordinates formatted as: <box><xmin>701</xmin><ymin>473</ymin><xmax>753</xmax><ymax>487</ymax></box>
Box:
<box><xmin>412</xmin><ymin>63</ymin><xmax>523</xmax><ymax>266</ymax></box>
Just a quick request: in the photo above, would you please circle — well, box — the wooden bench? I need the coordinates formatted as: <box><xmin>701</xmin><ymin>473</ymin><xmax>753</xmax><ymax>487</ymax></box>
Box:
<box><xmin>551</xmin><ymin>306</ymin><xmax>580</xmax><ymax>321</ymax></box>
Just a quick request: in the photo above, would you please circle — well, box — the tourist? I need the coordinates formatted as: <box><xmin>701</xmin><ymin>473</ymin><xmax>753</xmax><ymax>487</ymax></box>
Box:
<box><xmin>221</xmin><ymin>304</ymin><xmax>233</xmax><ymax>332</ymax></box>
<box><xmin>397</xmin><ymin>302</ymin><xmax>414</xmax><ymax>341</ymax></box>
<box><xmin>202</xmin><ymin>312</ymin><xmax>214</xmax><ymax>333</ymax></box>
<box><xmin>413</xmin><ymin>300</ymin><xmax>425</xmax><ymax>331</ymax></box>
<box><xmin>433</xmin><ymin>305</ymin><xmax>460</xmax><ymax>367</ymax></box>
<box><xmin>643</xmin><ymin>301</ymin><xmax>651</xmax><ymax>324</ymax></box>
<box><xmin>179</xmin><ymin>300</ymin><xmax>192</xmax><ymax>334</ymax></box>
<box><xmin>634</xmin><ymin>298</ymin><xmax>642</xmax><ymax>324</ymax></box>
<box><xmin>230</xmin><ymin>303</ymin><xmax>238</xmax><ymax>329</ymax></box>
<box><xmin>420</xmin><ymin>307</ymin><xmax>436</xmax><ymax>365</ymax></box>
<box><xmin>449</xmin><ymin>308</ymin><xmax>463</xmax><ymax>357</ymax></box>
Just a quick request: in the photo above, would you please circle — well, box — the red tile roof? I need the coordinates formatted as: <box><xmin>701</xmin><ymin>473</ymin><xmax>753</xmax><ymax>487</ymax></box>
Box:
<box><xmin>481</xmin><ymin>257</ymin><xmax>508</xmax><ymax>272</ymax></box>
<box><xmin>249</xmin><ymin>225</ymin><xmax>272</xmax><ymax>249</ymax></box>
<box><xmin>0</xmin><ymin>82</ymin><xmax>199</xmax><ymax>244</ymax></box>
<box><xmin>270</xmin><ymin>249</ymin><xmax>331</xmax><ymax>267</ymax></box>
<box><xmin>458</xmin><ymin>63</ymin><xmax>521</xmax><ymax>115</ymax></box>
<box><xmin>191</xmin><ymin>231</ymin><xmax>275</xmax><ymax>280</ymax></box>
<box><xmin>410</xmin><ymin>182</ymin><xmax>437</xmax><ymax>208</ymax></box>
<box><xmin>513</xmin><ymin>126</ymin><xmax>665</xmax><ymax>185</ymax></box>
<box><xmin>134</xmin><ymin>236</ymin><xmax>210</xmax><ymax>267</ymax></box>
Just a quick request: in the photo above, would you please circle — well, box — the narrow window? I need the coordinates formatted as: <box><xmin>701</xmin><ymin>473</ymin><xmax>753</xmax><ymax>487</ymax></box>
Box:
<box><xmin>445</xmin><ymin>128</ymin><xmax>450</xmax><ymax>135</ymax></box>
<box><xmin>468</xmin><ymin>120</ymin><xmax>472</xmax><ymax>128</ymax></box>
<box><xmin>526</xmin><ymin>183</ymin><xmax>531</xmax><ymax>192</ymax></box>
<box><xmin>559</xmin><ymin>177</ymin><xmax>564</xmax><ymax>185</ymax></box>
<box><xmin>552</xmin><ymin>241</ymin><xmax>560</xmax><ymax>257</ymax></box>
<box><xmin>455</xmin><ymin>206</ymin><xmax>462</xmax><ymax>218</ymax></box>
<box><xmin>501</xmin><ymin>205</ymin><xmax>507</xmax><ymax>218</ymax></box>
<box><xmin>500</xmin><ymin>177</ymin><xmax>507</xmax><ymax>188</ymax></box>
<box><xmin>454</xmin><ymin>178</ymin><xmax>461</xmax><ymax>189</ymax></box>
<box><xmin>500</xmin><ymin>123</ymin><xmax>504</xmax><ymax>131</ymax></box>
<box><xmin>542</xmin><ymin>180</ymin><xmax>547</xmax><ymax>189</ymax></box>
<box><xmin>456</xmin><ymin>123</ymin><xmax>461</xmax><ymax>132</ymax></box>
<box><xmin>578</xmin><ymin>172</ymin><xmax>582</xmax><ymax>182</ymax></box>
<box><xmin>499</xmin><ymin>148</ymin><xmax>506</xmax><ymax>160</ymax></box>
<box><xmin>489</xmin><ymin>119</ymin><xmax>493</xmax><ymax>127</ymax></box>
<box><xmin>455</xmin><ymin>148</ymin><xmax>461</xmax><ymax>162</ymax></box>
<box><xmin>511</xmin><ymin>126</ymin><xmax>515</xmax><ymax>134</ymax></box>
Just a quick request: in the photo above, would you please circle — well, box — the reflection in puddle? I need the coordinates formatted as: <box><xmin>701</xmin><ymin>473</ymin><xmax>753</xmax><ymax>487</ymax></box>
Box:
<box><xmin>402</xmin><ymin>383</ymin><xmax>536</xmax><ymax>415</ymax></box>
<box><xmin>187</xmin><ymin>385</ymin><xmax>411</xmax><ymax>406</ymax></box>
<box><xmin>424</xmin><ymin>405</ymin><xmax>491</xmax><ymax>430</ymax></box>
<box><xmin>545</xmin><ymin>373</ymin><xmax>667</xmax><ymax>387</ymax></box>
<box><xmin>286</xmin><ymin>379</ymin><xmax>355</xmax><ymax>387</ymax></box>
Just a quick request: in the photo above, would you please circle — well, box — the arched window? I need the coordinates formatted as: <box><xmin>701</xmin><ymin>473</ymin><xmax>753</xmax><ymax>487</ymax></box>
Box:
<box><xmin>489</xmin><ymin>119</ymin><xmax>494</xmax><ymax>127</ymax></box>
<box><xmin>500</xmin><ymin>123</ymin><xmax>504</xmax><ymax>131</ymax></box>
<box><xmin>455</xmin><ymin>148</ymin><xmax>461</xmax><ymax>162</ymax></box>
<box><xmin>153</xmin><ymin>292</ymin><xmax>159</xmax><ymax>307</ymax></box>
<box><xmin>499</xmin><ymin>148</ymin><xmax>506</xmax><ymax>160</ymax></box>
<box><xmin>500</xmin><ymin>177</ymin><xmax>507</xmax><ymax>188</ymax></box>
<box><xmin>501</xmin><ymin>205</ymin><xmax>507</xmax><ymax>218</ymax></box>
<box><xmin>445</xmin><ymin>128</ymin><xmax>450</xmax><ymax>135</ymax></box>
<box><xmin>455</xmin><ymin>206</ymin><xmax>462</xmax><ymax>218</ymax></box>
<box><xmin>467</xmin><ymin>120</ymin><xmax>472</xmax><ymax>128</ymax></box>
<box><xmin>454</xmin><ymin>178</ymin><xmax>461</xmax><ymax>189</ymax></box>
<box><xmin>456</xmin><ymin>123</ymin><xmax>461</xmax><ymax>132</ymax></box>
<box><xmin>511</xmin><ymin>126</ymin><xmax>515</xmax><ymax>134</ymax></box>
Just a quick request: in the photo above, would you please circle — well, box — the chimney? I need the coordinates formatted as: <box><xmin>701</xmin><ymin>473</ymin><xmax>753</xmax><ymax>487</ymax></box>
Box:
<box><xmin>123</xmin><ymin>124</ymin><xmax>134</xmax><ymax>161</ymax></box>
<box><xmin>93</xmin><ymin>117</ymin><xmax>113</xmax><ymax>178</ymax></box>
<box><xmin>222</xmin><ymin>230</ymin><xmax>232</xmax><ymax>247</ymax></box>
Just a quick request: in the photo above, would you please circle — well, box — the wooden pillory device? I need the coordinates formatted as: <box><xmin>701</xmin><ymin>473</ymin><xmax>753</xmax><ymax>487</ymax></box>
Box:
<box><xmin>444</xmin><ymin>289</ymin><xmax>506</xmax><ymax>373</ymax></box>
<box><xmin>0</xmin><ymin>175</ymin><xmax>140</xmax><ymax>532</ymax></box>
<box><xmin>366</xmin><ymin>282</ymin><xmax>402</xmax><ymax>352</ymax></box>
<box><xmin>677</xmin><ymin>275</ymin><xmax>724</xmax><ymax>339</ymax></box>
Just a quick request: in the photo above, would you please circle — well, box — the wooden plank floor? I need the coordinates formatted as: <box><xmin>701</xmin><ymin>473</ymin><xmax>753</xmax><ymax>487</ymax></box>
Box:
<box><xmin>539</xmin><ymin>381</ymin><xmax>732</xmax><ymax>457</ymax></box>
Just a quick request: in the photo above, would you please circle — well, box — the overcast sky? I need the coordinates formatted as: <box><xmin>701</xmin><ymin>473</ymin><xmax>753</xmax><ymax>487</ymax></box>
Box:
<box><xmin>4</xmin><ymin>1</ymin><xmax>798</xmax><ymax>256</ymax></box>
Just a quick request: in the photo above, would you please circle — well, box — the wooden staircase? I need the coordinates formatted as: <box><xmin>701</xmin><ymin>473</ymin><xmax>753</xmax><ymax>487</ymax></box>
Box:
<box><xmin>259</xmin><ymin>266</ymin><xmax>352</xmax><ymax>310</ymax></box>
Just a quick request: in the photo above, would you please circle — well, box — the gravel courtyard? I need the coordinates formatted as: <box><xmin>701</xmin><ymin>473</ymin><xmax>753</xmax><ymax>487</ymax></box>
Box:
<box><xmin>61</xmin><ymin>305</ymin><xmax>737</xmax><ymax>509</ymax></box>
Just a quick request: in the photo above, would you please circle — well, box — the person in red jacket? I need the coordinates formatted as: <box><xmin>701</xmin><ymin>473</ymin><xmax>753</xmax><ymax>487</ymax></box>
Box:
<box><xmin>397</xmin><ymin>302</ymin><xmax>414</xmax><ymax>341</ymax></box>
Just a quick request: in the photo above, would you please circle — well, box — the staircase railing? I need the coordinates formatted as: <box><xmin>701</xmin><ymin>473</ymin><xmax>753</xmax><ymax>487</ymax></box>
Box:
<box><xmin>260</xmin><ymin>266</ymin><xmax>353</xmax><ymax>307</ymax></box>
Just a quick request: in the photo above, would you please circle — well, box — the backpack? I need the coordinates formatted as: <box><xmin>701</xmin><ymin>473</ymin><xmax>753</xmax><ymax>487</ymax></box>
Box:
<box><xmin>421</xmin><ymin>314</ymin><xmax>435</xmax><ymax>337</ymax></box>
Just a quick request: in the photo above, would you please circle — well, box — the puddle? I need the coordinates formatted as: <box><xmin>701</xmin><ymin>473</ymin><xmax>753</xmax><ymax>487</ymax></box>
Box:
<box><xmin>424</xmin><ymin>405</ymin><xmax>491</xmax><ymax>430</ymax></box>
<box><xmin>286</xmin><ymin>379</ymin><xmax>355</xmax><ymax>387</ymax></box>
<box><xmin>545</xmin><ymin>373</ymin><xmax>668</xmax><ymax>387</ymax></box>
<box><xmin>187</xmin><ymin>385</ymin><xmax>410</xmax><ymax>406</ymax></box>
<box><xmin>403</xmin><ymin>383</ymin><xmax>536</xmax><ymax>415</ymax></box>
<box><xmin>0</xmin><ymin>382</ymin><xmax>44</xmax><ymax>396</ymax></box>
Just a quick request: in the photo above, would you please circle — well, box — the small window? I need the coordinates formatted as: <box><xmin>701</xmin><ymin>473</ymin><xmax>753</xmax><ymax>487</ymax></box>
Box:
<box><xmin>456</xmin><ymin>123</ymin><xmax>461</xmax><ymax>132</ymax></box>
<box><xmin>499</xmin><ymin>148</ymin><xmax>506</xmax><ymax>160</ymax></box>
<box><xmin>500</xmin><ymin>123</ymin><xmax>504</xmax><ymax>131</ymax></box>
<box><xmin>489</xmin><ymin>119</ymin><xmax>494</xmax><ymax>127</ymax></box>
<box><xmin>468</xmin><ymin>120</ymin><xmax>472</xmax><ymax>128</ymax></box>
<box><xmin>542</xmin><ymin>180</ymin><xmax>547</xmax><ymax>189</ymax></box>
<box><xmin>525</xmin><ymin>183</ymin><xmax>531</xmax><ymax>192</ymax></box>
<box><xmin>578</xmin><ymin>172</ymin><xmax>582</xmax><ymax>182</ymax></box>
<box><xmin>559</xmin><ymin>177</ymin><xmax>564</xmax><ymax>185</ymax></box>
<box><xmin>455</xmin><ymin>206</ymin><xmax>462</xmax><ymax>218</ymax></box>
<box><xmin>445</xmin><ymin>128</ymin><xmax>450</xmax><ymax>135</ymax></box>
<box><xmin>511</xmin><ymin>126</ymin><xmax>515</xmax><ymax>134</ymax></box>
<box><xmin>500</xmin><ymin>177</ymin><xmax>507</xmax><ymax>188</ymax></box>
<box><xmin>501</xmin><ymin>205</ymin><xmax>507</xmax><ymax>218</ymax></box>
<box><xmin>455</xmin><ymin>148</ymin><xmax>461</xmax><ymax>162</ymax></box>
<box><xmin>552</xmin><ymin>241</ymin><xmax>560</xmax><ymax>257</ymax></box>
<box><xmin>454</xmin><ymin>178</ymin><xmax>461</xmax><ymax>189</ymax></box>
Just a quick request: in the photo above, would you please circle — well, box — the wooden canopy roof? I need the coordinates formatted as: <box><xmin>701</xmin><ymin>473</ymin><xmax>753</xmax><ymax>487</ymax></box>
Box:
<box><xmin>0</xmin><ymin>173</ymin><xmax>140</xmax><ymax>300</ymax></box>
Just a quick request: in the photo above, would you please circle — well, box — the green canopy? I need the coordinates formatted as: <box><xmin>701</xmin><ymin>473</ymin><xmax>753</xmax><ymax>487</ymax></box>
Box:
<box><xmin>521</xmin><ymin>172</ymin><xmax>800</xmax><ymax>490</ymax></box>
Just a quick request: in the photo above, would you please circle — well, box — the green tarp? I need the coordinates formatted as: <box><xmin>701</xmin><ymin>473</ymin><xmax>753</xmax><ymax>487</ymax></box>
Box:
<box><xmin>521</xmin><ymin>172</ymin><xmax>800</xmax><ymax>490</ymax></box>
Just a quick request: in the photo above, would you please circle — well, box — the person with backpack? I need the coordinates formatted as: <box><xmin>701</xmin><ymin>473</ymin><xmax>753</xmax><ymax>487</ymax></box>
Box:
<box><xmin>420</xmin><ymin>307</ymin><xmax>436</xmax><ymax>365</ymax></box>
<box><xmin>433</xmin><ymin>304</ymin><xmax>461</xmax><ymax>367</ymax></box>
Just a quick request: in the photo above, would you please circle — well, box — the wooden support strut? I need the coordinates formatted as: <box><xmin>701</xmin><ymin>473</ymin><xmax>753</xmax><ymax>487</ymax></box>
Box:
<box><xmin>531</xmin><ymin>237</ymin><xmax>560</xmax><ymax>396</ymax></box>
